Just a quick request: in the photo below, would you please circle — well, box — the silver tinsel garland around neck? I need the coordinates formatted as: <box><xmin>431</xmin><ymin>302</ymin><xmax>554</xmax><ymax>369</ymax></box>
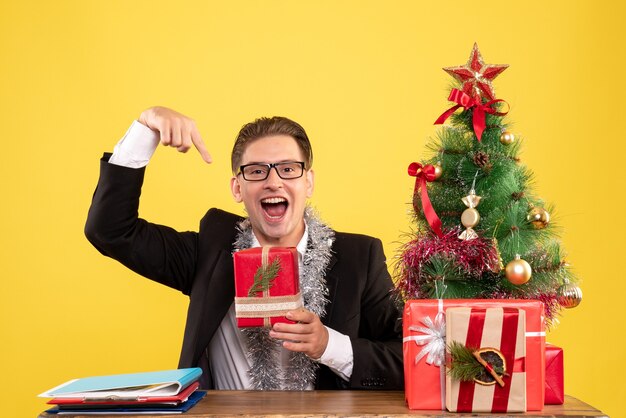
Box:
<box><xmin>233</xmin><ymin>206</ymin><xmax>335</xmax><ymax>390</ymax></box>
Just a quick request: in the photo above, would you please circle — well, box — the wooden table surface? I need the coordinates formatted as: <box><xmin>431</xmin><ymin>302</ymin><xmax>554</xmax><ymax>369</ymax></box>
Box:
<box><xmin>39</xmin><ymin>390</ymin><xmax>609</xmax><ymax>417</ymax></box>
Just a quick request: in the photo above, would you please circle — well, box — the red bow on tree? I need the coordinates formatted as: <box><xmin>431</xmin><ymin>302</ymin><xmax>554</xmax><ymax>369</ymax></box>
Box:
<box><xmin>408</xmin><ymin>162</ymin><xmax>442</xmax><ymax>237</ymax></box>
<box><xmin>434</xmin><ymin>89</ymin><xmax>508</xmax><ymax>141</ymax></box>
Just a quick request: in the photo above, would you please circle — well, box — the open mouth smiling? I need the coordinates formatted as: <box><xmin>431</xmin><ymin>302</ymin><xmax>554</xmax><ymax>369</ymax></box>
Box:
<box><xmin>261</xmin><ymin>197</ymin><xmax>289</xmax><ymax>220</ymax></box>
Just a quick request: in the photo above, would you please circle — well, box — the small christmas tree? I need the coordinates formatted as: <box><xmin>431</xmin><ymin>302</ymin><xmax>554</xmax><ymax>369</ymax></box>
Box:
<box><xmin>395</xmin><ymin>43</ymin><xmax>582</xmax><ymax>325</ymax></box>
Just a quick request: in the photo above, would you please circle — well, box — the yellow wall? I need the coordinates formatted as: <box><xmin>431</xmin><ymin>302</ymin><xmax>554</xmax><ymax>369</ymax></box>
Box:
<box><xmin>1</xmin><ymin>1</ymin><xmax>623</xmax><ymax>416</ymax></box>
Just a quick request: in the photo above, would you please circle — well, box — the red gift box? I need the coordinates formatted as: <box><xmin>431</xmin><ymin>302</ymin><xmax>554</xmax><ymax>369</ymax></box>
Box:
<box><xmin>233</xmin><ymin>247</ymin><xmax>303</xmax><ymax>328</ymax></box>
<box><xmin>545</xmin><ymin>344</ymin><xmax>564</xmax><ymax>405</ymax></box>
<box><xmin>403</xmin><ymin>299</ymin><xmax>545</xmax><ymax>411</ymax></box>
<box><xmin>445</xmin><ymin>307</ymin><xmax>527</xmax><ymax>412</ymax></box>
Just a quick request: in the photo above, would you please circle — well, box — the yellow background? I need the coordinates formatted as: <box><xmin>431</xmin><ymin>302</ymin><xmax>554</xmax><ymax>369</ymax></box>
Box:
<box><xmin>1</xmin><ymin>1</ymin><xmax>624</xmax><ymax>416</ymax></box>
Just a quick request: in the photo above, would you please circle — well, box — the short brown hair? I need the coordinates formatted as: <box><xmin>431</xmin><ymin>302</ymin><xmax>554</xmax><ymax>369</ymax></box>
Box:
<box><xmin>231</xmin><ymin>116</ymin><xmax>313</xmax><ymax>173</ymax></box>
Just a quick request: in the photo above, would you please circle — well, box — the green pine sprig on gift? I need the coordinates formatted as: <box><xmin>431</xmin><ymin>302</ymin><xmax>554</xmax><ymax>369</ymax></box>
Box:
<box><xmin>448</xmin><ymin>341</ymin><xmax>485</xmax><ymax>382</ymax></box>
<box><xmin>447</xmin><ymin>341</ymin><xmax>505</xmax><ymax>384</ymax></box>
<box><xmin>247</xmin><ymin>257</ymin><xmax>281</xmax><ymax>297</ymax></box>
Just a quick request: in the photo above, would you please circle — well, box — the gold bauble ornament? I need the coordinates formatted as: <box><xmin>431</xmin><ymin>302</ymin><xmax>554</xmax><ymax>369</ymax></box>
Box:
<box><xmin>433</xmin><ymin>162</ymin><xmax>443</xmax><ymax>180</ymax></box>
<box><xmin>505</xmin><ymin>255</ymin><xmax>532</xmax><ymax>285</ymax></box>
<box><xmin>461</xmin><ymin>208</ymin><xmax>480</xmax><ymax>228</ymax></box>
<box><xmin>500</xmin><ymin>131</ymin><xmax>515</xmax><ymax>145</ymax></box>
<box><xmin>558</xmin><ymin>281</ymin><xmax>583</xmax><ymax>308</ymax></box>
<box><xmin>527</xmin><ymin>206</ymin><xmax>550</xmax><ymax>229</ymax></box>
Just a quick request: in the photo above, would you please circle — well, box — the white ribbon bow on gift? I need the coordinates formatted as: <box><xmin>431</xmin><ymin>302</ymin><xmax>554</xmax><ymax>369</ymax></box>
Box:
<box><xmin>406</xmin><ymin>312</ymin><xmax>446</xmax><ymax>366</ymax></box>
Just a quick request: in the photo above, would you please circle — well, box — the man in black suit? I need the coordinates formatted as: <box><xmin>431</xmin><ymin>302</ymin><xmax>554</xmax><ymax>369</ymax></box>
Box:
<box><xmin>85</xmin><ymin>107</ymin><xmax>403</xmax><ymax>390</ymax></box>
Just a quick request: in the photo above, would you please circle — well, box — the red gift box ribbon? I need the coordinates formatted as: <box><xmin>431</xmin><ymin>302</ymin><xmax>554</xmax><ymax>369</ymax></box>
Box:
<box><xmin>456</xmin><ymin>307</ymin><xmax>526</xmax><ymax>413</ymax></box>
<box><xmin>434</xmin><ymin>88</ymin><xmax>508</xmax><ymax>141</ymax></box>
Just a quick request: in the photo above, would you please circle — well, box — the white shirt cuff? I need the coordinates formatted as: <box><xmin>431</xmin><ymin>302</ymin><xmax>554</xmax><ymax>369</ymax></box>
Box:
<box><xmin>318</xmin><ymin>326</ymin><xmax>353</xmax><ymax>381</ymax></box>
<box><xmin>108</xmin><ymin>120</ymin><xmax>160</xmax><ymax>168</ymax></box>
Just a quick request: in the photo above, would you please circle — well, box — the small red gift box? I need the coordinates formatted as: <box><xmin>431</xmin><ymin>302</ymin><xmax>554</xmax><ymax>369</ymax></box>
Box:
<box><xmin>545</xmin><ymin>344</ymin><xmax>564</xmax><ymax>404</ymax></box>
<box><xmin>403</xmin><ymin>299</ymin><xmax>545</xmax><ymax>411</ymax></box>
<box><xmin>445</xmin><ymin>307</ymin><xmax>527</xmax><ymax>413</ymax></box>
<box><xmin>233</xmin><ymin>247</ymin><xmax>303</xmax><ymax>328</ymax></box>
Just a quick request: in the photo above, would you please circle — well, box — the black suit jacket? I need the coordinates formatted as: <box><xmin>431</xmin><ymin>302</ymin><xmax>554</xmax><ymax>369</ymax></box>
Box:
<box><xmin>85</xmin><ymin>157</ymin><xmax>404</xmax><ymax>390</ymax></box>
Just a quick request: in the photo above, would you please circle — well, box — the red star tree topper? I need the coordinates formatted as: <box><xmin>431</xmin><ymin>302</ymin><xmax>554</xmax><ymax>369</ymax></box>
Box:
<box><xmin>443</xmin><ymin>43</ymin><xmax>508</xmax><ymax>101</ymax></box>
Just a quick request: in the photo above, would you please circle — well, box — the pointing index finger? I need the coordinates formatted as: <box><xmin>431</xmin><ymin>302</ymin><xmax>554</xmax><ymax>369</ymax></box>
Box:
<box><xmin>191</xmin><ymin>128</ymin><xmax>212</xmax><ymax>163</ymax></box>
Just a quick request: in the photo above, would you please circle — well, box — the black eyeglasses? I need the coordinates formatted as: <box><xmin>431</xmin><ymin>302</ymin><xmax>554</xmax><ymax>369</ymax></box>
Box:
<box><xmin>238</xmin><ymin>162</ymin><xmax>305</xmax><ymax>181</ymax></box>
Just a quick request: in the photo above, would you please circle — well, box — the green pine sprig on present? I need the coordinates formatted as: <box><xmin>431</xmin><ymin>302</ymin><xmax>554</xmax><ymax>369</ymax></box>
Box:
<box><xmin>448</xmin><ymin>341</ymin><xmax>485</xmax><ymax>382</ymax></box>
<box><xmin>447</xmin><ymin>341</ymin><xmax>505</xmax><ymax>384</ymax></box>
<box><xmin>247</xmin><ymin>257</ymin><xmax>281</xmax><ymax>297</ymax></box>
